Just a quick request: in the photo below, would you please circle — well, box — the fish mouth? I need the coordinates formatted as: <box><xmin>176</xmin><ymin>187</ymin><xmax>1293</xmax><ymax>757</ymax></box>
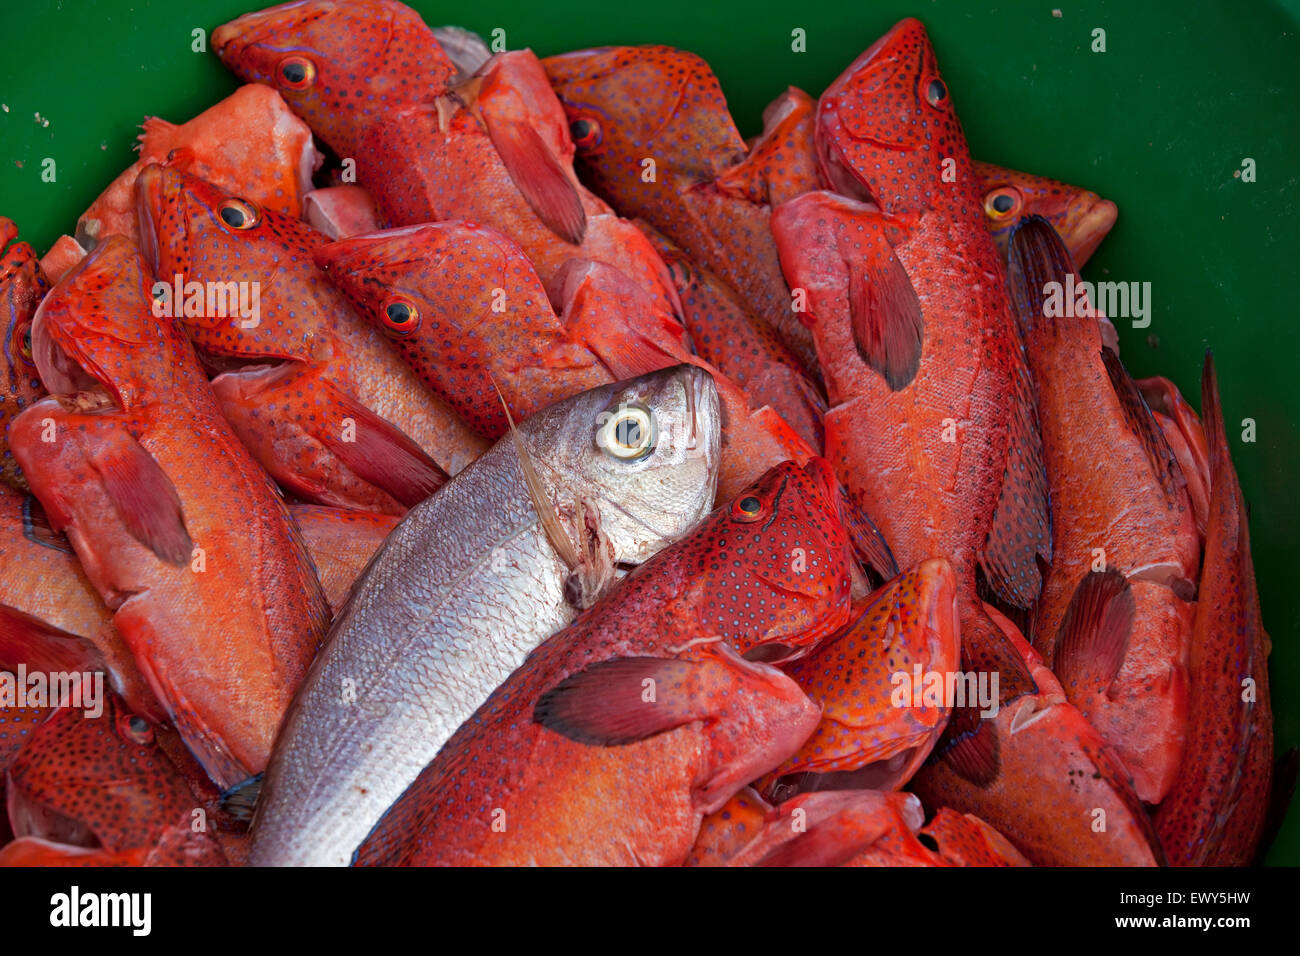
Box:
<box><xmin>1065</xmin><ymin>198</ymin><xmax>1118</xmax><ymax>267</ymax></box>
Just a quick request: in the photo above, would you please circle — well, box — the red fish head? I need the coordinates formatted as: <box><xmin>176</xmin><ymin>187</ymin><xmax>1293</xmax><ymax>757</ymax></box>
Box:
<box><xmin>211</xmin><ymin>0</ymin><xmax>456</xmax><ymax>159</ymax></box>
<box><xmin>974</xmin><ymin>162</ymin><xmax>1117</xmax><ymax>266</ymax></box>
<box><xmin>5</xmin><ymin>693</ymin><xmax>198</xmax><ymax>853</ymax></box>
<box><xmin>136</xmin><ymin>163</ymin><xmax>328</xmax><ymax>360</ymax></box>
<box><xmin>689</xmin><ymin>457</ymin><xmax>853</xmax><ymax>660</ymax></box>
<box><xmin>543</xmin><ymin>46</ymin><xmax>748</xmax><ymax>185</ymax></box>
<box><xmin>816</xmin><ymin>18</ymin><xmax>969</xmax><ymax>217</ymax></box>
<box><xmin>29</xmin><ymin>235</ymin><xmax>178</xmax><ymax>408</ymax></box>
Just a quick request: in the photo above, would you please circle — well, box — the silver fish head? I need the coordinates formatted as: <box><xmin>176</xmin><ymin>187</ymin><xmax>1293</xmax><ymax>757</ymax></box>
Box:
<box><xmin>535</xmin><ymin>364</ymin><xmax>720</xmax><ymax>565</ymax></box>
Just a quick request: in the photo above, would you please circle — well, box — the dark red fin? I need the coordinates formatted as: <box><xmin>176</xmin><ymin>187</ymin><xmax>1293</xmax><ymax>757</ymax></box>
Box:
<box><xmin>981</xmin><ymin>361</ymin><xmax>1052</xmax><ymax>609</ymax></box>
<box><xmin>836</xmin><ymin>484</ymin><xmax>898</xmax><ymax>579</ymax></box>
<box><xmin>21</xmin><ymin>495</ymin><xmax>72</xmax><ymax>554</ymax></box>
<box><xmin>941</xmin><ymin>720</ymin><xmax>1000</xmax><ymax>788</ymax></box>
<box><xmin>1053</xmin><ymin>569</ymin><xmax>1135</xmax><ymax>696</ymax></box>
<box><xmin>534</xmin><ymin>655</ymin><xmax>727</xmax><ymax>746</ymax></box>
<box><xmin>846</xmin><ymin>232</ymin><xmax>923</xmax><ymax>390</ymax></box>
<box><xmin>1101</xmin><ymin>348</ymin><xmax>1186</xmax><ymax>503</ymax></box>
<box><xmin>317</xmin><ymin>385</ymin><xmax>449</xmax><ymax>508</ymax></box>
<box><xmin>1007</xmin><ymin>215</ymin><xmax>1076</xmax><ymax>336</ymax></box>
<box><xmin>482</xmin><ymin>114</ymin><xmax>587</xmax><ymax>245</ymax></box>
<box><xmin>1256</xmin><ymin>748</ymin><xmax>1298</xmax><ymax>865</ymax></box>
<box><xmin>77</xmin><ymin>426</ymin><xmax>191</xmax><ymax>566</ymax></box>
<box><xmin>0</xmin><ymin>605</ymin><xmax>104</xmax><ymax>675</ymax></box>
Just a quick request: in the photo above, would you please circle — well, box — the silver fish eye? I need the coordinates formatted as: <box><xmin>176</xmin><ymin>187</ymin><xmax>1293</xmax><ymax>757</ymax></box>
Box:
<box><xmin>596</xmin><ymin>401</ymin><xmax>657</xmax><ymax>461</ymax></box>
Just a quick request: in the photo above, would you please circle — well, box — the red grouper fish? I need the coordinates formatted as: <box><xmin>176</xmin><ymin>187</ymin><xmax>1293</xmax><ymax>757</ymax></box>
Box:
<box><xmin>353</xmin><ymin>459</ymin><xmax>855</xmax><ymax>866</ymax></box>
<box><xmin>1</xmin><ymin>218</ymin><xmax>49</xmax><ymax>491</ymax></box>
<box><xmin>136</xmin><ymin>164</ymin><xmax>488</xmax><ymax>510</ymax></box>
<box><xmin>543</xmin><ymin>45</ymin><xmax>819</xmax><ymax>374</ymax></box>
<box><xmin>8</xmin><ymin>236</ymin><xmax>331</xmax><ymax>791</ymax></box>
<box><xmin>1154</xmin><ymin>355</ymin><xmax>1273</xmax><ymax>866</ymax></box>
<box><xmin>1007</xmin><ymin>218</ymin><xmax>1199</xmax><ymax>804</ymax></box>
<box><xmin>770</xmin><ymin>19</ymin><xmax>1159</xmax><ymax>865</ymax></box>
<box><xmin>212</xmin><ymin>4</ymin><xmax>680</xmax><ymax>312</ymax></box>
<box><xmin>2</xmin><ymin>693</ymin><xmax>226</xmax><ymax>866</ymax></box>
<box><xmin>759</xmin><ymin>559</ymin><xmax>960</xmax><ymax>801</ymax></box>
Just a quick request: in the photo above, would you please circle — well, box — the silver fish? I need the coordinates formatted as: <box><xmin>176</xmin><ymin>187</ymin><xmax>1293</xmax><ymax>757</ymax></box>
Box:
<box><xmin>431</xmin><ymin>25</ymin><xmax>493</xmax><ymax>85</ymax></box>
<box><xmin>249</xmin><ymin>366</ymin><xmax>721</xmax><ymax>865</ymax></box>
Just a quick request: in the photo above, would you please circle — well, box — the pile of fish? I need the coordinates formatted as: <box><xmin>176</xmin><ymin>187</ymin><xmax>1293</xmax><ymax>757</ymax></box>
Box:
<box><xmin>0</xmin><ymin>2</ymin><xmax>1280</xmax><ymax>867</ymax></box>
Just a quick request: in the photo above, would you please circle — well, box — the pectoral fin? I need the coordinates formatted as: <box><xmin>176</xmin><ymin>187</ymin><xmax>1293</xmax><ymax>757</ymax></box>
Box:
<box><xmin>482</xmin><ymin>113</ymin><xmax>587</xmax><ymax>245</ymax></box>
<box><xmin>76</xmin><ymin>425</ymin><xmax>192</xmax><ymax>566</ymax></box>
<box><xmin>846</xmin><ymin>230</ymin><xmax>924</xmax><ymax>390</ymax></box>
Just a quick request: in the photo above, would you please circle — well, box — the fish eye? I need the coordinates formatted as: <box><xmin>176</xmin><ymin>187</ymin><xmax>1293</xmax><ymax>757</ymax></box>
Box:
<box><xmin>381</xmin><ymin>296</ymin><xmax>421</xmax><ymax>335</ymax></box>
<box><xmin>984</xmin><ymin>186</ymin><xmax>1023</xmax><ymax>220</ymax></box>
<box><xmin>19</xmin><ymin>324</ymin><xmax>33</xmax><ymax>359</ymax></box>
<box><xmin>278</xmin><ymin>55</ymin><xmax>317</xmax><ymax>91</ymax></box>
<box><xmin>218</xmin><ymin>198</ymin><xmax>261</xmax><ymax>230</ymax></box>
<box><xmin>924</xmin><ymin>77</ymin><xmax>949</xmax><ymax>108</ymax></box>
<box><xmin>596</xmin><ymin>401</ymin><xmax>656</xmax><ymax>461</ymax></box>
<box><xmin>116</xmin><ymin>712</ymin><xmax>154</xmax><ymax>746</ymax></box>
<box><xmin>569</xmin><ymin>115</ymin><xmax>602</xmax><ymax>152</ymax></box>
<box><xmin>733</xmin><ymin>494</ymin><xmax>766</xmax><ymax>521</ymax></box>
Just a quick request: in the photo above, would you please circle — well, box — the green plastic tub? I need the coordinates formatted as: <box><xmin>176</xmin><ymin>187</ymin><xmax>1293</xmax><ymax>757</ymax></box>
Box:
<box><xmin>1</xmin><ymin>0</ymin><xmax>1296</xmax><ymax>864</ymax></box>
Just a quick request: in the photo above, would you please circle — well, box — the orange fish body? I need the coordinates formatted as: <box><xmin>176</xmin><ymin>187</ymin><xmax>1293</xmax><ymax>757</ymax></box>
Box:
<box><xmin>1154</xmin><ymin>356</ymin><xmax>1273</xmax><ymax>866</ymax></box>
<box><xmin>354</xmin><ymin>460</ymin><xmax>854</xmax><ymax>866</ymax></box>
<box><xmin>1007</xmin><ymin>218</ymin><xmax>1199</xmax><ymax>804</ymax></box>
<box><xmin>3</xmin><ymin>695</ymin><xmax>226</xmax><ymax>866</ymax></box>
<box><xmin>761</xmin><ymin>559</ymin><xmax>959</xmax><ymax>799</ymax></box>
<box><xmin>76</xmin><ymin>83</ymin><xmax>318</xmax><ymax>250</ymax></box>
<box><xmin>9</xmin><ymin>237</ymin><xmax>330</xmax><ymax>790</ymax></box>
<box><xmin>138</xmin><ymin>165</ymin><xmax>485</xmax><ymax>507</ymax></box>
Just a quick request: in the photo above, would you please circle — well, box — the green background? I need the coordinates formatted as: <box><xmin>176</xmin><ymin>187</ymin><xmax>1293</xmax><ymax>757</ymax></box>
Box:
<box><xmin>2</xmin><ymin>0</ymin><xmax>1296</xmax><ymax>864</ymax></box>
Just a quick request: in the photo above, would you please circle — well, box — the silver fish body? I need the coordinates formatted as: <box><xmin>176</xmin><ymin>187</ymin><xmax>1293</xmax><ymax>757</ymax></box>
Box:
<box><xmin>248</xmin><ymin>366</ymin><xmax>721</xmax><ymax>865</ymax></box>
